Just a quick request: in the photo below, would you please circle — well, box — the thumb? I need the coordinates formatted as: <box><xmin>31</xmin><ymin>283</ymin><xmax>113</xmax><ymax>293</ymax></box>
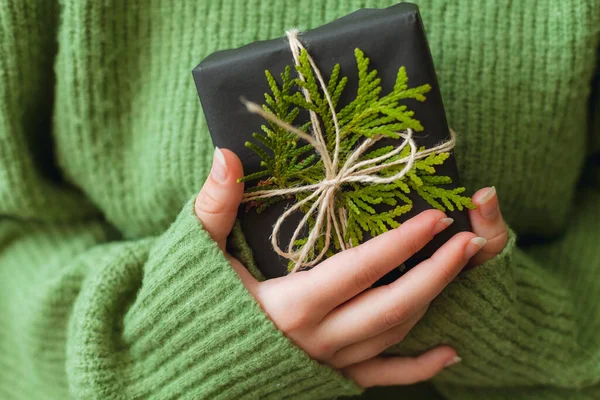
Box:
<box><xmin>467</xmin><ymin>186</ymin><xmax>509</xmax><ymax>267</ymax></box>
<box><xmin>195</xmin><ymin>147</ymin><xmax>244</xmax><ymax>250</ymax></box>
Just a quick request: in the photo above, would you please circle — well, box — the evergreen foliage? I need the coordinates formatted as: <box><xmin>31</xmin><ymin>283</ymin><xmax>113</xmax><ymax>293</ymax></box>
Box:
<box><xmin>240</xmin><ymin>48</ymin><xmax>474</xmax><ymax>269</ymax></box>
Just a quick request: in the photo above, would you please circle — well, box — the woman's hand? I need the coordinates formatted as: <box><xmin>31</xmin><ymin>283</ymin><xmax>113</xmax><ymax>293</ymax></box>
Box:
<box><xmin>194</xmin><ymin>147</ymin><xmax>507</xmax><ymax>388</ymax></box>
<box><xmin>467</xmin><ymin>186</ymin><xmax>509</xmax><ymax>267</ymax></box>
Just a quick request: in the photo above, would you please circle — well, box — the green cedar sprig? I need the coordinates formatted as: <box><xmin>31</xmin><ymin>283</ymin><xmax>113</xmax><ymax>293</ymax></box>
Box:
<box><xmin>239</xmin><ymin>48</ymin><xmax>475</xmax><ymax>269</ymax></box>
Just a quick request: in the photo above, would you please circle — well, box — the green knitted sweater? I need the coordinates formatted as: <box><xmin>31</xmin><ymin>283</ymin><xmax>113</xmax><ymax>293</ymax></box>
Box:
<box><xmin>1</xmin><ymin>1</ymin><xmax>599</xmax><ymax>399</ymax></box>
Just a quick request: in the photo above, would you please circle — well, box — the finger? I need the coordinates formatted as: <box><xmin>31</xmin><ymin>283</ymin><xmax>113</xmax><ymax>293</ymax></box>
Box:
<box><xmin>342</xmin><ymin>346</ymin><xmax>459</xmax><ymax>388</ymax></box>
<box><xmin>304</xmin><ymin>209</ymin><xmax>452</xmax><ymax>310</ymax></box>
<box><xmin>318</xmin><ymin>231</ymin><xmax>482</xmax><ymax>347</ymax></box>
<box><xmin>226</xmin><ymin>254</ymin><xmax>259</xmax><ymax>293</ymax></box>
<box><xmin>195</xmin><ymin>147</ymin><xmax>244</xmax><ymax>251</ymax></box>
<box><xmin>329</xmin><ymin>305</ymin><xmax>429</xmax><ymax>369</ymax></box>
<box><xmin>468</xmin><ymin>186</ymin><xmax>509</xmax><ymax>266</ymax></box>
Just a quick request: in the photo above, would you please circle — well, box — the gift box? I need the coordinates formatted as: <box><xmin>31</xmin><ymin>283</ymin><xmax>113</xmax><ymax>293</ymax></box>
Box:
<box><xmin>193</xmin><ymin>2</ymin><xmax>473</xmax><ymax>284</ymax></box>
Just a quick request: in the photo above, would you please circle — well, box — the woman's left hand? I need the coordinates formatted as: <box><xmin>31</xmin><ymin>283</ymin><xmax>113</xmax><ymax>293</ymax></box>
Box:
<box><xmin>468</xmin><ymin>186</ymin><xmax>509</xmax><ymax>267</ymax></box>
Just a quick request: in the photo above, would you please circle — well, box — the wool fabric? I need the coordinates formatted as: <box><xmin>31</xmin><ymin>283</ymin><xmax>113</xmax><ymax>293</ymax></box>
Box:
<box><xmin>0</xmin><ymin>1</ymin><xmax>599</xmax><ymax>399</ymax></box>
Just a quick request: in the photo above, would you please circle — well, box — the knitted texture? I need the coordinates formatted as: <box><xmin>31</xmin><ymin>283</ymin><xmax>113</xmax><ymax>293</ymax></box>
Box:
<box><xmin>0</xmin><ymin>1</ymin><xmax>599</xmax><ymax>399</ymax></box>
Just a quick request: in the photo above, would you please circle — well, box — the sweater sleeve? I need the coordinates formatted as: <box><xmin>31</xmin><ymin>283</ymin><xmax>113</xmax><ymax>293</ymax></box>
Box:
<box><xmin>0</xmin><ymin>3</ymin><xmax>363</xmax><ymax>399</ymax></box>
<box><xmin>0</xmin><ymin>198</ymin><xmax>363</xmax><ymax>400</ymax></box>
<box><xmin>388</xmin><ymin>69</ymin><xmax>600</xmax><ymax>399</ymax></box>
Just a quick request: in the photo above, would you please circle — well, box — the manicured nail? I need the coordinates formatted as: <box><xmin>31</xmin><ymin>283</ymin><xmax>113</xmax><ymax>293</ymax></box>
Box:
<box><xmin>464</xmin><ymin>237</ymin><xmax>487</xmax><ymax>260</ymax></box>
<box><xmin>444</xmin><ymin>355</ymin><xmax>462</xmax><ymax>368</ymax></box>
<box><xmin>211</xmin><ymin>147</ymin><xmax>227</xmax><ymax>182</ymax></box>
<box><xmin>478</xmin><ymin>186</ymin><xmax>499</xmax><ymax>220</ymax></box>
<box><xmin>432</xmin><ymin>217</ymin><xmax>454</xmax><ymax>235</ymax></box>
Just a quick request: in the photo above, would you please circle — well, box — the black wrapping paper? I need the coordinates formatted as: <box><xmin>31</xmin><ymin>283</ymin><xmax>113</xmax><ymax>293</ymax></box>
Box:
<box><xmin>193</xmin><ymin>2</ymin><xmax>472</xmax><ymax>283</ymax></box>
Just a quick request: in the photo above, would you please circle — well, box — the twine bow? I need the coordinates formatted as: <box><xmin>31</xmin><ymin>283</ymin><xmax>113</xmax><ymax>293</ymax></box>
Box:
<box><xmin>241</xmin><ymin>29</ymin><xmax>456</xmax><ymax>273</ymax></box>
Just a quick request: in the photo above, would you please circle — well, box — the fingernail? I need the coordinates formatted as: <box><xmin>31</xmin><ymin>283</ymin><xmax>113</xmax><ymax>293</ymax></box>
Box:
<box><xmin>444</xmin><ymin>355</ymin><xmax>462</xmax><ymax>368</ymax></box>
<box><xmin>464</xmin><ymin>237</ymin><xmax>487</xmax><ymax>260</ymax></box>
<box><xmin>432</xmin><ymin>217</ymin><xmax>454</xmax><ymax>235</ymax></box>
<box><xmin>211</xmin><ymin>147</ymin><xmax>227</xmax><ymax>183</ymax></box>
<box><xmin>478</xmin><ymin>186</ymin><xmax>499</xmax><ymax>220</ymax></box>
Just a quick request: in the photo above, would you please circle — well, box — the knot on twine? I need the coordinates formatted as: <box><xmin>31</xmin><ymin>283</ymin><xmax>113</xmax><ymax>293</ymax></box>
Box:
<box><xmin>241</xmin><ymin>29</ymin><xmax>456</xmax><ymax>273</ymax></box>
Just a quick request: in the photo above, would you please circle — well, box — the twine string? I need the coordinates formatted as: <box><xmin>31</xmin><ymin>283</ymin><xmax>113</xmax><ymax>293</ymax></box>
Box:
<box><xmin>240</xmin><ymin>29</ymin><xmax>456</xmax><ymax>272</ymax></box>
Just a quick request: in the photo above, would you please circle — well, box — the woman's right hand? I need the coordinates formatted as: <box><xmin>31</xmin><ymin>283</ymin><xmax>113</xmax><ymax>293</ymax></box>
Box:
<box><xmin>194</xmin><ymin>148</ymin><xmax>485</xmax><ymax>388</ymax></box>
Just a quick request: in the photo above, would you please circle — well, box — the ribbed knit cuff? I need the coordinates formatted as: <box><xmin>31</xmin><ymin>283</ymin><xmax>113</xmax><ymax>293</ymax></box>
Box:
<box><xmin>436</xmin><ymin>226</ymin><xmax>518</xmax><ymax>327</ymax></box>
<box><xmin>385</xmin><ymin>227</ymin><xmax>518</xmax><ymax>357</ymax></box>
<box><xmin>117</xmin><ymin>196</ymin><xmax>363</xmax><ymax>399</ymax></box>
